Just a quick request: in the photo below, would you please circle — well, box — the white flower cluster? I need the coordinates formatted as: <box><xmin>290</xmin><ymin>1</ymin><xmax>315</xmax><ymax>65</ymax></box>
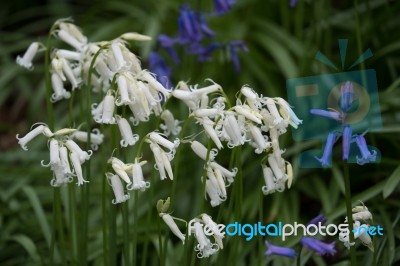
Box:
<box><xmin>339</xmin><ymin>202</ymin><xmax>374</xmax><ymax>251</ymax></box>
<box><xmin>106</xmin><ymin>157</ymin><xmax>149</xmax><ymax>204</ymax></box>
<box><xmin>157</xmin><ymin>198</ymin><xmax>223</xmax><ymax>258</ymax></box>
<box><xmin>175</xmin><ymin>81</ymin><xmax>300</xmax><ymax>206</ymax></box>
<box><xmin>16</xmin><ymin>124</ymin><xmax>102</xmax><ymax>187</ymax></box>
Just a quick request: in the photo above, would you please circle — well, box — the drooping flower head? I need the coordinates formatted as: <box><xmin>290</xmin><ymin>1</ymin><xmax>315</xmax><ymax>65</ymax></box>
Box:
<box><xmin>264</xmin><ymin>241</ymin><xmax>296</xmax><ymax>258</ymax></box>
<box><xmin>178</xmin><ymin>4</ymin><xmax>214</xmax><ymax>43</ymax></box>
<box><xmin>213</xmin><ymin>0</ymin><xmax>236</xmax><ymax>15</ymax></box>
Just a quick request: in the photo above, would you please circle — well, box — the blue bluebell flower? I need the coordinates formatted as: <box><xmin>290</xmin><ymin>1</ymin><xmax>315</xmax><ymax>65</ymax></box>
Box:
<box><xmin>227</xmin><ymin>41</ymin><xmax>248</xmax><ymax>73</ymax></box>
<box><xmin>315</xmin><ymin>132</ymin><xmax>336</xmax><ymax>167</ymax></box>
<box><xmin>290</xmin><ymin>0</ymin><xmax>298</xmax><ymax>8</ymax></box>
<box><xmin>178</xmin><ymin>4</ymin><xmax>214</xmax><ymax>44</ymax></box>
<box><xmin>264</xmin><ymin>241</ymin><xmax>296</xmax><ymax>258</ymax></box>
<box><xmin>213</xmin><ymin>0</ymin><xmax>235</xmax><ymax>15</ymax></box>
<box><xmin>340</xmin><ymin>81</ymin><xmax>355</xmax><ymax>113</ymax></box>
<box><xmin>157</xmin><ymin>34</ymin><xmax>181</xmax><ymax>64</ymax></box>
<box><xmin>355</xmin><ymin>135</ymin><xmax>377</xmax><ymax>165</ymax></box>
<box><xmin>310</xmin><ymin>109</ymin><xmax>343</xmax><ymax>121</ymax></box>
<box><xmin>301</xmin><ymin>237</ymin><xmax>336</xmax><ymax>256</ymax></box>
<box><xmin>187</xmin><ymin>42</ymin><xmax>220</xmax><ymax>62</ymax></box>
<box><xmin>307</xmin><ymin>214</ymin><xmax>327</xmax><ymax>226</ymax></box>
<box><xmin>148</xmin><ymin>52</ymin><xmax>172</xmax><ymax>89</ymax></box>
<box><xmin>342</xmin><ymin>124</ymin><xmax>352</xmax><ymax>161</ymax></box>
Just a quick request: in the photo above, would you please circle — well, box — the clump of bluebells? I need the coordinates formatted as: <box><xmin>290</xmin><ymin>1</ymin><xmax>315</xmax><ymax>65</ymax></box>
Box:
<box><xmin>310</xmin><ymin>81</ymin><xmax>378</xmax><ymax>167</ymax></box>
<box><xmin>15</xmin><ymin>18</ymin><xmax>301</xmax><ymax>259</ymax></box>
<box><xmin>264</xmin><ymin>214</ymin><xmax>336</xmax><ymax>259</ymax></box>
<box><xmin>150</xmin><ymin>2</ymin><xmax>248</xmax><ymax>88</ymax></box>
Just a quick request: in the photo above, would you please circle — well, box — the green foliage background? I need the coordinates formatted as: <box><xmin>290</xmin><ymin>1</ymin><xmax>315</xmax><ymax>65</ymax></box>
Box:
<box><xmin>1</xmin><ymin>0</ymin><xmax>400</xmax><ymax>265</ymax></box>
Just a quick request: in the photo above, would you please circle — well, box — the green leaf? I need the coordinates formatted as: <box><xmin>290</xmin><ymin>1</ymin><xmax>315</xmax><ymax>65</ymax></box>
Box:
<box><xmin>8</xmin><ymin>234</ymin><xmax>41</xmax><ymax>262</ymax></box>
<box><xmin>383</xmin><ymin>165</ymin><xmax>400</xmax><ymax>198</ymax></box>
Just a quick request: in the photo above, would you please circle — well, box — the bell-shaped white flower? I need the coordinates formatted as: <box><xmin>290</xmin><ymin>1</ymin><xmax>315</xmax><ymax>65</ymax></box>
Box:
<box><xmin>248</xmin><ymin>123</ymin><xmax>271</xmax><ymax>154</ymax></box>
<box><xmin>16</xmin><ymin>42</ymin><xmax>40</xmax><ymax>70</ymax></box>
<box><xmin>119</xmin><ymin>32</ymin><xmax>152</xmax><ymax>41</ymax></box>
<box><xmin>65</xmin><ymin>139</ymin><xmax>92</xmax><ymax>163</ymax></box>
<box><xmin>115</xmin><ymin>75</ymin><xmax>132</xmax><ymax>106</ymax></box>
<box><xmin>51</xmin><ymin>72</ymin><xmax>71</xmax><ymax>102</ymax></box>
<box><xmin>56</xmin><ymin>23</ymin><xmax>87</xmax><ymax>51</ymax></box>
<box><xmin>59</xmin><ymin>146</ymin><xmax>74</xmax><ymax>177</ymax></box>
<box><xmin>16</xmin><ymin>124</ymin><xmax>48</xmax><ymax>151</ymax></box>
<box><xmin>262</xmin><ymin>165</ymin><xmax>276</xmax><ymax>195</ymax></box>
<box><xmin>148</xmin><ymin>132</ymin><xmax>179</xmax><ymax>155</ymax></box>
<box><xmin>190</xmin><ymin>140</ymin><xmax>218</xmax><ymax>161</ymax></box>
<box><xmin>221</xmin><ymin>111</ymin><xmax>247</xmax><ymax>148</ymax></box>
<box><xmin>140</xmin><ymin>71</ymin><xmax>170</xmax><ymax>98</ymax></box>
<box><xmin>149</xmin><ymin>143</ymin><xmax>174</xmax><ymax>180</ymax></box>
<box><xmin>70</xmin><ymin>151</ymin><xmax>89</xmax><ymax>186</ymax></box>
<box><xmin>192</xmin><ymin>221</ymin><xmax>219</xmax><ymax>258</ymax></box>
<box><xmin>267</xmin><ymin>154</ymin><xmax>285</xmax><ymax>181</ymax></box>
<box><xmin>70</xmin><ymin>128</ymin><xmax>104</xmax><ymax>150</ymax></box>
<box><xmin>91</xmin><ymin>100</ymin><xmax>104</xmax><ymax>121</ymax></box>
<box><xmin>55</xmin><ymin>49</ymin><xmax>81</xmax><ymax>61</ymax></box>
<box><xmin>209</xmin><ymin>161</ymin><xmax>237</xmax><ymax>185</ymax></box>
<box><xmin>106</xmin><ymin>173</ymin><xmax>130</xmax><ymax>204</ymax></box>
<box><xmin>234</xmin><ymin>104</ymin><xmax>263</xmax><ymax>124</ymax></box>
<box><xmin>200</xmin><ymin>214</ymin><xmax>224</xmax><ymax>249</ymax></box>
<box><xmin>352</xmin><ymin>202</ymin><xmax>373</xmax><ymax>221</ymax></box>
<box><xmin>195</xmin><ymin>117</ymin><xmax>223</xmax><ymax>150</ymax></box>
<box><xmin>206</xmin><ymin>167</ymin><xmax>227</xmax><ymax>200</ymax></box>
<box><xmin>59</xmin><ymin>22</ymin><xmax>87</xmax><ymax>44</ymax></box>
<box><xmin>116</xmin><ymin>115</ymin><xmax>139</xmax><ymax>147</ymax></box>
<box><xmin>160</xmin><ymin>213</ymin><xmax>186</xmax><ymax>243</ymax></box>
<box><xmin>95</xmin><ymin>92</ymin><xmax>116</xmax><ymax>124</ymax></box>
<box><xmin>127</xmin><ymin>159</ymin><xmax>150</xmax><ymax>191</ymax></box>
<box><xmin>50</xmin><ymin>162</ymin><xmax>73</xmax><ymax>187</ymax></box>
<box><xmin>205</xmin><ymin>179</ymin><xmax>226</xmax><ymax>207</ymax></box>
<box><xmin>109</xmin><ymin>158</ymin><xmax>132</xmax><ymax>184</ymax></box>
<box><xmin>264</xmin><ymin>97</ymin><xmax>284</xmax><ymax>126</ymax></box>
<box><xmin>41</xmin><ymin>139</ymin><xmax>61</xmax><ymax>167</ymax></box>
<box><xmin>160</xmin><ymin>109</ymin><xmax>181</xmax><ymax>136</ymax></box>
<box><xmin>111</xmin><ymin>41</ymin><xmax>127</xmax><ymax>71</ymax></box>
<box><xmin>274</xmin><ymin>97</ymin><xmax>302</xmax><ymax>129</ymax></box>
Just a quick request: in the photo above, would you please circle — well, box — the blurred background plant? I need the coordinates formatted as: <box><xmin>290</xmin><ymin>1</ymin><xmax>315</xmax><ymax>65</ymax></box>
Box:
<box><xmin>1</xmin><ymin>0</ymin><xmax>400</xmax><ymax>265</ymax></box>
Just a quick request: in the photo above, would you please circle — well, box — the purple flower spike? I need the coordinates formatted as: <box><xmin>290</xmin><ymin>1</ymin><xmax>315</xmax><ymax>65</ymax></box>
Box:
<box><xmin>149</xmin><ymin>52</ymin><xmax>172</xmax><ymax>89</ymax></box>
<box><xmin>310</xmin><ymin>109</ymin><xmax>343</xmax><ymax>121</ymax></box>
<box><xmin>315</xmin><ymin>132</ymin><xmax>336</xmax><ymax>167</ymax></box>
<box><xmin>188</xmin><ymin>42</ymin><xmax>219</xmax><ymax>62</ymax></box>
<box><xmin>264</xmin><ymin>241</ymin><xmax>296</xmax><ymax>258</ymax></box>
<box><xmin>178</xmin><ymin>4</ymin><xmax>203</xmax><ymax>43</ymax></box>
<box><xmin>227</xmin><ymin>41</ymin><xmax>248</xmax><ymax>73</ymax></box>
<box><xmin>307</xmin><ymin>214</ymin><xmax>327</xmax><ymax>226</ymax></box>
<box><xmin>355</xmin><ymin>135</ymin><xmax>377</xmax><ymax>165</ymax></box>
<box><xmin>342</xmin><ymin>125</ymin><xmax>352</xmax><ymax>161</ymax></box>
<box><xmin>290</xmin><ymin>0</ymin><xmax>298</xmax><ymax>8</ymax></box>
<box><xmin>301</xmin><ymin>237</ymin><xmax>336</xmax><ymax>256</ymax></box>
<box><xmin>178</xmin><ymin>4</ymin><xmax>214</xmax><ymax>44</ymax></box>
<box><xmin>157</xmin><ymin>35</ymin><xmax>180</xmax><ymax>64</ymax></box>
<box><xmin>213</xmin><ymin>0</ymin><xmax>235</xmax><ymax>15</ymax></box>
<box><xmin>340</xmin><ymin>81</ymin><xmax>355</xmax><ymax>113</ymax></box>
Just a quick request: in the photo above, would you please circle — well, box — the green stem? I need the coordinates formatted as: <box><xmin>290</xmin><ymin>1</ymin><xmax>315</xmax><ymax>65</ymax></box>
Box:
<box><xmin>344</xmin><ymin>164</ymin><xmax>357</xmax><ymax>266</ymax></box>
<box><xmin>157</xmin><ymin>217</ymin><xmax>164</xmax><ymax>266</ymax></box>
<box><xmin>132</xmin><ymin>191</ymin><xmax>138</xmax><ymax>266</ymax></box>
<box><xmin>44</xmin><ymin>21</ymin><xmax>58</xmax><ymax>264</ymax></box>
<box><xmin>171</xmin><ymin>116</ymin><xmax>193</xmax><ymax>206</ymax></box>
<box><xmin>297</xmin><ymin>246</ymin><xmax>302</xmax><ymax>266</ymax></box>
<box><xmin>122</xmin><ymin>202</ymin><xmax>130</xmax><ymax>265</ymax></box>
